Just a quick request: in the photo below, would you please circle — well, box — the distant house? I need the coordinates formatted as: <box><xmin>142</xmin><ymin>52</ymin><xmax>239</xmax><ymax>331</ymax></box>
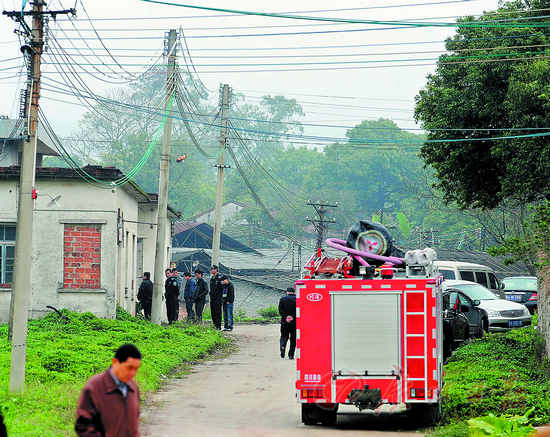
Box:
<box><xmin>172</xmin><ymin>221</ymin><xmax>260</xmax><ymax>254</ymax></box>
<box><xmin>190</xmin><ymin>201</ymin><xmax>248</xmax><ymax>226</ymax></box>
<box><xmin>0</xmin><ymin>118</ymin><xmax>179</xmax><ymax>321</ymax></box>
<box><xmin>0</xmin><ymin>116</ymin><xmax>59</xmax><ymax>167</ymax></box>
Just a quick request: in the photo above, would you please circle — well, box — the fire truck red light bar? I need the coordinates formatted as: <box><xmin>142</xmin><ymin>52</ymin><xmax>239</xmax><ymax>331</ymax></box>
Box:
<box><xmin>301</xmin><ymin>388</ymin><xmax>324</xmax><ymax>399</ymax></box>
<box><xmin>410</xmin><ymin>388</ymin><xmax>426</xmax><ymax>399</ymax></box>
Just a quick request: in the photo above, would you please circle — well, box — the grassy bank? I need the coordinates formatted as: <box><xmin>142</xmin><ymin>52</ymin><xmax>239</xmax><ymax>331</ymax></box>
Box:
<box><xmin>0</xmin><ymin>309</ymin><xmax>227</xmax><ymax>436</ymax></box>
<box><xmin>201</xmin><ymin>306</ymin><xmax>279</xmax><ymax>324</ymax></box>
<box><xmin>432</xmin><ymin>325</ymin><xmax>550</xmax><ymax>436</ymax></box>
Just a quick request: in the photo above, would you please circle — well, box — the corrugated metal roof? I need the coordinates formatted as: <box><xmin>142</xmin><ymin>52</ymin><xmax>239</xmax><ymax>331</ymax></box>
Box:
<box><xmin>172</xmin><ymin>245</ymin><xmax>530</xmax><ymax>281</ymax></box>
<box><xmin>0</xmin><ymin>118</ymin><xmax>58</xmax><ymax>156</ymax></box>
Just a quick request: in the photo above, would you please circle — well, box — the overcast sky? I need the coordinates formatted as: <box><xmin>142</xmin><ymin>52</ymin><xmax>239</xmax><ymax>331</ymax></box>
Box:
<box><xmin>0</xmin><ymin>0</ymin><xmax>501</xmax><ymax>140</ymax></box>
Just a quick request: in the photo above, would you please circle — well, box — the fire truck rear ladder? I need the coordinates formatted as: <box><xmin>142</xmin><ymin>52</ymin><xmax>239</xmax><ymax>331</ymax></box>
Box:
<box><xmin>404</xmin><ymin>287</ymin><xmax>429</xmax><ymax>403</ymax></box>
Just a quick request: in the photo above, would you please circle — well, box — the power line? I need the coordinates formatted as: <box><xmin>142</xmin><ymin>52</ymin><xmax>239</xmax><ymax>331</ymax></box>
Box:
<box><xmin>31</xmin><ymin>32</ymin><xmax>550</xmax><ymax>52</ymax></box>
<box><xmin>41</xmin><ymin>14</ymin><xmax>550</xmax><ymax>32</ymax></box>
<box><xmin>46</xmin><ymin>43</ymin><xmax>550</xmax><ymax>59</ymax></box>
<box><xmin>31</xmin><ymin>52</ymin><xmax>550</xmax><ymax>73</ymax></box>
<box><xmin>139</xmin><ymin>1</ymin><xmax>550</xmax><ymax>29</ymax></box>
<box><xmin>34</xmin><ymin>50</ymin><xmax>550</xmax><ymax>71</ymax></box>
<box><xmin>53</xmin><ymin>1</ymin><xmax>484</xmax><ymax>21</ymax></box>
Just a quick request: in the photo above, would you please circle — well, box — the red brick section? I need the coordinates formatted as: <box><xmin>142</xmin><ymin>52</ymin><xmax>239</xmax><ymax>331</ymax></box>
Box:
<box><xmin>63</xmin><ymin>225</ymin><xmax>101</xmax><ymax>289</ymax></box>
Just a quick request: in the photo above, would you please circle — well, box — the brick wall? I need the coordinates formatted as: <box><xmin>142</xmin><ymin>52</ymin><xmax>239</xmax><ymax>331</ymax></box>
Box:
<box><xmin>63</xmin><ymin>225</ymin><xmax>101</xmax><ymax>289</ymax></box>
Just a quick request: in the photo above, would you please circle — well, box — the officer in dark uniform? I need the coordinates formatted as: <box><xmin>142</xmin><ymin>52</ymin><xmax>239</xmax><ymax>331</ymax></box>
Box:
<box><xmin>209</xmin><ymin>265</ymin><xmax>223</xmax><ymax>330</ymax></box>
<box><xmin>164</xmin><ymin>268</ymin><xmax>180</xmax><ymax>323</ymax></box>
<box><xmin>279</xmin><ymin>286</ymin><xmax>297</xmax><ymax>359</ymax></box>
<box><xmin>137</xmin><ymin>272</ymin><xmax>153</xmax><ymax>320</ymax></box>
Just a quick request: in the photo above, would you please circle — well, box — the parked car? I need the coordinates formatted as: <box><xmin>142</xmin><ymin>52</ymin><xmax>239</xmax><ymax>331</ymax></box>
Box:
<box><xmin>441</xmin><ymin>288</ymin><xmax>486</xmax><ymax>360</ymax></box>
<box><xmin>501</xmin><ymin>276</ymin><xmax>538</xmax><ymax>314</ymax></box>
<box><xmin>443</xmin><ymin>288</ymin><xmax>486</xmax><ymax>337</ymax></box>
<box><xmin>442</xmin><ymin>280</ymin><xmax>531</xmax><ymax>332</ymax></box>
<box><xmin>435</xmin><ymin>261</ymin><xmax>503</xmax><ymax>297</ymax></box>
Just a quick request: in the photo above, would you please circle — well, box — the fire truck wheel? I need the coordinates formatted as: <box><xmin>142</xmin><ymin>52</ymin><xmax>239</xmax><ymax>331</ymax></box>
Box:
<box><xmin>301</xmin><ymin>404</ymin><xmax>338</xmax><ymax>426</ymax></box>
<box><xmin>301</xmin><ymin>404</ymin><xmax>317</xmax><ymax>425</ymax></box>
<box><xmin>408</xmin><ymin>403</ymin><xmax>441</xmax><ymax>426</ymax></box>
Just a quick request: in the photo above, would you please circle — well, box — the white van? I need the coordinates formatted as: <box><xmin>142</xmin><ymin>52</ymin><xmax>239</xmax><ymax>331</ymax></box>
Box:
<box><xmin>434</xmin><ymin>261</ymin><xmax>503</xmax><ymax>297</ymax></box>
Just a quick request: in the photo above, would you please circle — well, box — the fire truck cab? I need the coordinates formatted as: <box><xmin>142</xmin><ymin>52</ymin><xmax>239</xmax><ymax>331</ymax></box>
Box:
<box><xmin>295</xmin><ymin>252</ymin><xmax>443</xmax><ymax>426</ymax></box>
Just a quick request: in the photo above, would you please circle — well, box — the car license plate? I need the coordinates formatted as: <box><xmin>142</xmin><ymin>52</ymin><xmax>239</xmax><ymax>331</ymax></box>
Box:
<box><xmin>509</xmin><ymin>320</ymin><xmax>523</xmax><ymax>328</ymax></box>
<box><xmin>506</xmin><ymin>295</ymin><xmax>522</xmax><ymax>302</ymax></box>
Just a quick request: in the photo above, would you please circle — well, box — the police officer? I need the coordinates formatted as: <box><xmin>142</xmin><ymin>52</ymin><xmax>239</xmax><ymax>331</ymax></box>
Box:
<box><xmin>279</xmin><ymin>286</ymin><xmax>297</xmax><ymax>359</ymax></box>
<box><xmin>164</xmin><ymin>269</ymin><xmax>180</xmax><ymax>324</ymax></box>
<box><xmin>209</xmin><ymin>265</ymin><xmax>223</xmax><ymax>330</ymax></box>
<box><xmin>193</xmin><ymin>269</ymin><xmax>209</xmax><ymax>323</ymax></box>
<box><xmin>137</xmin><ymin>272</ymin><xmax>153</xmax><ymax>320</ymax></box>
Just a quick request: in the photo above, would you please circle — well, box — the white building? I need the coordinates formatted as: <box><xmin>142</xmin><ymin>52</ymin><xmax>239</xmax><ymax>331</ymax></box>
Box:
<box><xmin>190</xmin><ymin>201</ymin><xmax>248</xmax><ymax>226</ymax></box>
<box><xmin>0</xmin><ymin>119</ymin><xmax>178</xmax><ymax>321</ymax></box>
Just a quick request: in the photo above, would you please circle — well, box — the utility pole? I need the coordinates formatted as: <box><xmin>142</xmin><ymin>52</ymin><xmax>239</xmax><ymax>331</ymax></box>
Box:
<box><xmin>211</xmin><ymin>84</ymin><xmax>232</xmax><ymax>268</ymax></box>
<box><xmin>3</xmin><ymin>0</ymin><xmax>75</xmax><ymax>393</ymax></box>
<box><xmin>151</xmin><ymin>29</ymin><xmax>177</xmax><ymax>325</ymax></box>
<box><xmin>306</xmin><ymin>200</ymin><xmax>338</xmax><ymax>249</ymax></box>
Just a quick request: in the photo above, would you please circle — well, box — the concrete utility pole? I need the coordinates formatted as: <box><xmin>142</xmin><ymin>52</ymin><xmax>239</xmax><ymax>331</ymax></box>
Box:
<box><xmin>151</xmin><ymin>29</ymin><xmax>177</xmax><ymax>325</ymax></box>
<box><xmin>3</xmin><ymin>0</ymin><xmax>75</xmax><ymax>393</ymax></box>
<box><xmin>211</xmin><ymin>84</ymin><xmax>232</xmax><ymax>268</ymax></box>
<box><xmin>306</xmin><ymin>200</ymin><xmax>338</xmax><ymax>249</ymax></box>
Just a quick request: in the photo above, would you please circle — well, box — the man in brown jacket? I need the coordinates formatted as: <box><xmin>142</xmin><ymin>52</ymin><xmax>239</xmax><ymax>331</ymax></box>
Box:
<box><xmin>75</xmin><ymin>344</ymin><xmax>142</xmax><ymax>437</ymax></box>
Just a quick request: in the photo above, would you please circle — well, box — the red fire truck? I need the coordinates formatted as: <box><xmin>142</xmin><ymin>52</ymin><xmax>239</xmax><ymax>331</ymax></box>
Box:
<box><xmin>294</xmin><ymin>222</ymin><xmax>443</xmax><ymax>426</ymax></box>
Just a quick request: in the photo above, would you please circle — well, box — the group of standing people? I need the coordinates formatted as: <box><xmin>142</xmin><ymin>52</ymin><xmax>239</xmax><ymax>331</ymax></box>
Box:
<box><xmin>137</xmin><ymin>265</ymin><xmax>235</xmax><ymax>330</ymax></box>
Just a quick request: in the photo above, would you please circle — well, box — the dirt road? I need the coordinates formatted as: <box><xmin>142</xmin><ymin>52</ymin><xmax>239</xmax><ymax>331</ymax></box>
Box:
<box><xmin>141</xmin><ymin>324</ymin><xmax>423</xmax><ymax>437</ymax></box>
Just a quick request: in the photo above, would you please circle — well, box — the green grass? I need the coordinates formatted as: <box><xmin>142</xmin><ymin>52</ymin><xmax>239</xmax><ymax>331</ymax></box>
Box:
<box><xmin>431</xmin><ymin>325</ymin><xmax>550</xmax><ymax>436</ymax></box>
<box><xmin>201</xmin><ymin>306</ymin><xmax>279</xmax><ymax>323</ymax></box>
<box><xmin>0</xmin><ymin>309</ymin><xmax>228</xmax><ymax>436</ymax></box>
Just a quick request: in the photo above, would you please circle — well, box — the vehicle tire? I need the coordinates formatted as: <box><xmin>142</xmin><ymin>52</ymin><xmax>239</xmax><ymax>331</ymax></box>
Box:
<box><xmin>481</xmin><ymin>317</ymin><xmax>489</xmax><ymax>334</ymax></box>
<box><xmin>301</xmin><ymin>404</ymin><xmax>317</xmax><ymax>426</ymax></box>
<box><xmin>302</xmin><ymin>403</ymin><xmax>338</xmax><ymax>426</ymax></box>
<box><xmin>443</xmin><ymin>337</ymin><xmax>452</xmax><ymax>362</ymax></box>
<box><xmin>408</xmin><ymin>403</ymin><xmax>441</xmax><ymax>426</ymax></box>
<box><xmin>319</xmin><ymin>404</ymin><xmax>338</xmax><ymax>426</ymax></box>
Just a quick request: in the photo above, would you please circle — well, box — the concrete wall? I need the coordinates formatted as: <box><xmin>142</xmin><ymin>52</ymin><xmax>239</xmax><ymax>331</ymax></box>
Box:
<box><xmin>0</xmin><ymin>177</ymin><xmax>174</xmax><ymax>322</ymax></box>
<box><xmin>0</xmin><ymin>179</ymin><xmax>120</xmax><ymax>321</ymax></box>
<box><xmin>116</xmin><ymin>186</ymin><xmax>139</xmax><ymax>315</ymax></box>
<box><xmin>0</xmin><ymin>180</ymin><xmax>17</xmax><ymax>322</ymax></box>
<box><xmin>137</xmin><ymin>202</ymin><xmax>172</xmax><ymax>311</ymax></box>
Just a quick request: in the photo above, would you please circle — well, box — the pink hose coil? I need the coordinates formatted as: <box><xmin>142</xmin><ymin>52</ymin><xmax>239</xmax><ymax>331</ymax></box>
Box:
<box><xmin>325</xmin><ymin>238</ymin><xmax>404</xmax><ymax>266</ymax></box>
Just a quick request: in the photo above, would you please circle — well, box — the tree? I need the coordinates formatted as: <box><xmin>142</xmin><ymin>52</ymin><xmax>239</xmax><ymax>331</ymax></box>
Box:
<box><xmin>415</xmin><ymin>1</ymin><xmax>550</xmax><ymax>208</ymax></box>
<box><xmin>415</xmin><ymin>0</ymin><xmax>550</xmax><ymax>358</ymax></box>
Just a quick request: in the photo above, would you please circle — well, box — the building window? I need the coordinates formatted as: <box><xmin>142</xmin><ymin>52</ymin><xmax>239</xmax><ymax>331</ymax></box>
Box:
<box><xmin>63</xmin><ymin>225</ymin><xmax>101</xmax><ymax>289</ymax></box>
<box><xmin>0</xmin><ymin>224</ymin><xmax>16</xmax><ymax>288</ymax></box>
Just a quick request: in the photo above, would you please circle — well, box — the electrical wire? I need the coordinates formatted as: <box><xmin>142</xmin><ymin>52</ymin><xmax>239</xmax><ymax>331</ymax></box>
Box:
<box><xmin>54</xmin><ymin>1</ymin><xmax>485</xmax><ymax>22</ymax></box>
<box><xmin>38</xmin><ymin>94</ymin><xmax>175</xmax><ymax>187</ymax></box>
<box><xmin>46</xmin><ymin>43</ymin><xmax>550</xmax><ymax>60</ymax></box>
<box><xmin>35</xmin><ymin>52</ymin><xmax>550</xmax><ymax>74</ymax></box>
<box><xmin>139</xmin><ymin>1</ymin><xmax>550</xmax><ymax>29</ymax></box>
<box><xmin>36</xmin><ymin>32</ymin><xmax>550</xmax><ymax>52</ymax></box>
<box><xmin>41</xmin><ymin>14</ymin><xmax>550</xmax><ymax>33</ymax></box>
<box><xmin>35</xmin><ymin>74</ymin><xmax>550</xmax><ymax>146</ymax></box>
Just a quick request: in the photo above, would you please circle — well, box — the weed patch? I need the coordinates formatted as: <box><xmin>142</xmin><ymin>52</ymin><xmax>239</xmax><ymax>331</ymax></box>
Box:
<box><xmin>431</xmin><ymin>326</ymin><xmax>550</xmax><ymax>436</ymax></box>
<box><xmin>0</xmin><ymin>309</ymin><xmax>227</xmax><ymax>436</ymax></box>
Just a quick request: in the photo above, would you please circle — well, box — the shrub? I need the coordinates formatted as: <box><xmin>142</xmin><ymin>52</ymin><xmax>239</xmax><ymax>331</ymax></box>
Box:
<box><xmin>258</xmin><ymin>305</ymin><xmax>279</xmax><ymax>318</ymax></box>
<box><xmin>441</xmin><ymin>327</ymin><xmax>550</xmax><ymax>425</ymax></box>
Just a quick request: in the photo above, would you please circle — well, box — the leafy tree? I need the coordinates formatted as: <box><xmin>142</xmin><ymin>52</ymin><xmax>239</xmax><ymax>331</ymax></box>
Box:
<box><xmin>415</xmin><ymin>1</ymin><xmax>550</xmax><ymax>208</ymax></box>
<box><xmin>415</xmin><ymin>0</ymin><xmax>550</xmax><ymax>357</ymax></box>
